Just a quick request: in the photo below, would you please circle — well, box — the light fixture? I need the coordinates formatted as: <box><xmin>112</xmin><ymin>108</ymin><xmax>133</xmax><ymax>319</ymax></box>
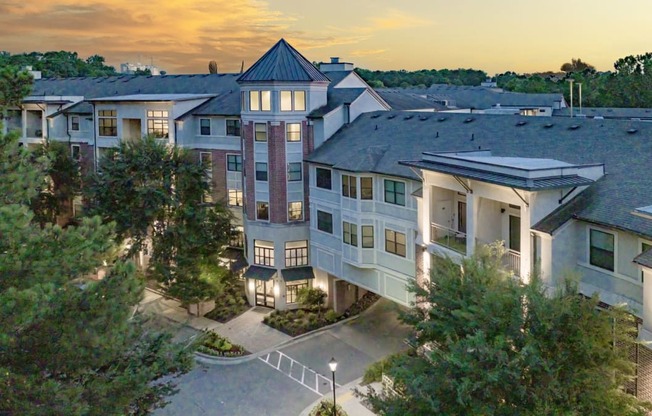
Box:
<box><xmin>329</xmin><ymin>357</ymin><xmax>338</xmax><ymax>414</ymax></box>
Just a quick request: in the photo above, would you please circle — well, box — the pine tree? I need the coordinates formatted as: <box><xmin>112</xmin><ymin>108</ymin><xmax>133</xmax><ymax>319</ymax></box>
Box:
<box><xmin>0</xmin><ymin>131</ymin><xmax>193</xmax><ymax>415</ymax></box>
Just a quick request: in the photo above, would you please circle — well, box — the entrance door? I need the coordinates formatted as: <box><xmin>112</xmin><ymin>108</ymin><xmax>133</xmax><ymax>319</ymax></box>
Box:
<box><xmin>457</xmin><ymin>201</ymin><xmax>467</xmax><ymax>234</ymax></box>
<box><xmin>255</xmin><ymin>280</ymin><xmax>275</xmax><ymax>308</ymax></box>
<box><xmin>509</xmin><ymin>215</ymin><xmax>521</xmax><ymax>252</ymax></box>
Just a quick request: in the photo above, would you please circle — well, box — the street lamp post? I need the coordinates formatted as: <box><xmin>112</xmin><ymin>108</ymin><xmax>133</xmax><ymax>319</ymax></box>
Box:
<box><xmin>329</xmin><ymin>357</ymin><xmax>338</xmax><ymax>415</ymax></box>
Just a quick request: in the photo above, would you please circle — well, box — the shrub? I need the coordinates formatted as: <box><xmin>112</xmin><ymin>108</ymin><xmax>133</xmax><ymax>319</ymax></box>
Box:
<box><xmin>324</xmin><ymin>309</ymin><xmax>339</xmax><ymax>323</ymax></box>
<box><xmin>296</xmin><ymin>309</ymin><xmax>306</xmax><ymax>319</ymax></box>
<box><xmin>308</xmin><ymin>399</ymin><xmax>348</xmax><ymax>416</ymax></box>
<box><xmin>362</xmin><ymin>353</ymin><xmax>405</xmax><ymax>385</ymax></box>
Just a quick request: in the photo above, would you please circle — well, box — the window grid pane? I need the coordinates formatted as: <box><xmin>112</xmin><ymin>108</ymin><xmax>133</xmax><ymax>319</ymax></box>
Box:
<box><xmin>250</xmin><ymin>91</ymin><xmax>260</xmax><ymax>111</ymax></box>
<box><xmin>256</xmin><ymin>202</ymin><xmax>269</xmax><ymax>221</ymax></box>
<box><xmin>288</xmin><ymin>201</ymin><xmax>303</xmax><ymax>221</ymax></box>
<box><xmin>256</xmin><ymin>162</ymin><xmax>268</xmax><ymax>181</ymax></box>
<box><xmin>288</xmin><ymin>162</ymin><xmax>302</xmax><ymax>181</ymax></box>
<box><xmin>360</xmin><ymin>177</ymin><xmax>373</xmax><ymax>200</ymax></box>
<box><xmin>316</xmin><ymin>168</ymin><xmax>332</xmax><ymax>189</ymax></box>
<box><xmin>227</xmin><ymin>155</ymin><xmax>242</xmax><ymax>172</ymax></box>
<box><xmin>362</xmin><ymin>225</ymin><xmax>374</xmax><ymax>248</ymax></box>
<box><xmin>226</xmin><ymin>119</ymin><xmax>241</xmax><ymax>136</ymax></box>
<box><xmin>294</xmin><ymin>91</ymin><xmax>306</xmax><ymax>111</ymax></box>
<box><xmin>281</xmin><ymin>91</ymin><xmax>292</xmax><ymax>112</ymax></box>
<box><xmin>286</xmin><ymin>123</ymin><xmax>301</xmax><ymax>142</ymax></box>
<box><xmin>286</xmin><ymin>280</ymin><xmax>309</xmax><ymax>303</ymax></box>
<box><xmin>590</xmin><ymin>229</ymin><xmax>614</xmax><ymax>271</ymax></box>
<box><xmin>254</xmin><ymin>241</ymin><xmax>274</xmax><ymax>266</ymax></box>
<box><xmin>317</xmin><ymin>211</ymin><xmax>333</xmax><ymax>234</ymax></box>
<box><xmin>200</xmin><ymin>119</ymin><xmax>211</xmax><ymax>135</ymax></box>
<box><xmin>228</xmin><ymin>189</ymin><xmax>243</xmax><ymax>206</ymax></box>
<box><xmin>385</xmin><ymin>229</ymin><xmax>406</xmax><ymax>257</ymax></box>
<box><xmin>261</xmin><ymin>90</ymin><xmax>271</xmax><ymax>111</ymax></box>
<box><xmin>285</xmin><ymin>242</ymin><xmax>308</xmax><ymax>267</ymax></box>
<box><xmin>255</xmin><ymin>123</ymin><xmax>267</xmax><ymax>141</ymax></box>
<box><xmin>384</xmin><ymin>180</ymin><xmax>405</xmax><ymax>206</ymax></box>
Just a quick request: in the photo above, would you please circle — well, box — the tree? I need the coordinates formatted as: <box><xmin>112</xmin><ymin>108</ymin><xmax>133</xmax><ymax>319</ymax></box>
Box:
<box><xmin>362</xmin><ymin>244</ymin><xmax>651</xmax><ymax>416</ymax></box>
<box><xmin>0</xmin><ymin>131</ymin><xmax>193</xmax><ymax>415</ymax></box>
<box><xmin>297</xmin><ymin>287</ymin><xmax>327</xmax><ymax>319</ymax></box>
<box><xmin>86</xmin><ymin>137</ymin><xmax>233</xmax><ymax>306</ymax></box>
<box><xmin>0</xmin><ymin>65</ymin><xmax>32</xmax><ymax>120</ymax></box>
<box><xmin>561</xmin><ymin>58</ymin><xmax>596</xmax><ymax>73</ymax></box>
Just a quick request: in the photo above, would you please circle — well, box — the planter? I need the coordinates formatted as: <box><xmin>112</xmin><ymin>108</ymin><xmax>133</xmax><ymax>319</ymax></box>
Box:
<box><xmin>188</xmin><ymin>299</ymin><xmax>216</xmax><ymax>316</ymax></box>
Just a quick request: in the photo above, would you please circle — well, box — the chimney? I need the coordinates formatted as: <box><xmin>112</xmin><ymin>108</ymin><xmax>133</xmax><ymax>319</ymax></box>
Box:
<box><xmin>319</xmin><ymin>57</ymin><xmax>354</xmax><ymax>73</ymax></box>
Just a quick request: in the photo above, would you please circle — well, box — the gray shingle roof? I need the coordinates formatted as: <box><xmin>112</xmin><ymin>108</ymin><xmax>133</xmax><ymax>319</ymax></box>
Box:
<box><xmin>237</xmin><ymin>39</ymin><xmax>330</xmax><ymax>83</ymax></box>
<box><xmin>382</xmin><ymin>85</ymin><xmax>564</xmax><ymax>109</ymax></box>
<box><xmin>187</xmin><ymin>91</ymin><xmax>241</xmax><ymax>117</ymax></box>
<box><xmin>30</xmin><ymin>73</ymin><xmax>240</xmax><ymax>100</ymax></box>
<box><xmin>634</xmin><ymin>248</ymin><xmax>652</xmax><ymax>269</ymax></box>
<box><xmin>376</xmin><ymin>90</ymin><xmax>445</xmax><ymax>111</ymax></box>
<box><xmin>553</xmin><ymin>107</ymin><xmax>652</xmax><ymax>120</ymax></box>
<box><xmin>306</xmin><ymin>111</ymin><xmax>652</xmax><ymax>239</ymax></box>
<box><xmin>308</xmin><ymin>88</ymin><xmax>366</xmax><ymax>117</ymax></box>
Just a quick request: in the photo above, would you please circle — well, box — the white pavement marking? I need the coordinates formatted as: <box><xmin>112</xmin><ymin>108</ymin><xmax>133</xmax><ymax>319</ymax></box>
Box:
<box><xmin>258</xmin><ymin>350</ymin><xmax>340</xmax><ymax>396</ymax></box>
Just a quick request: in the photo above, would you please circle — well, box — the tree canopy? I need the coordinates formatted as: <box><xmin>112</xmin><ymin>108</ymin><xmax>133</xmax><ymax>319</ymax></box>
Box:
<box><xmin>362</xmin><ymin>244</ymin><xmax>650</xmax><ymax>416</ymax></box>
<box><xmin>0</xmin><ymin>130</ymin><xmax>193</xmax><ymax>415</ymax></box>
<box><xmin>86</xmin><ymin>137</ymin><xmax>233</xmax><ymax>305</ymax></box>
<box><xmin>0</xmin><ymin>51</ymin><xmax>117</xmax><ymax>77</ymax></box>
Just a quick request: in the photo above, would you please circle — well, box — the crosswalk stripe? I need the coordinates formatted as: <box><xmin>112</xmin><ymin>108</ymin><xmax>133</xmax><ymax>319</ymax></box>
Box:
<box><xmin>258</xmin><ymin>350</ymin><xmax>341</xmax><ymax>396</ymax></box>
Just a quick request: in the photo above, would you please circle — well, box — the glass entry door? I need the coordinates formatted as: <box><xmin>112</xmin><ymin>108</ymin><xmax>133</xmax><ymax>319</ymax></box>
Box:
<box><xmin>255</xmin><ymin>280</ymin><xmax>275</xmax><ymax>308</ymax></box>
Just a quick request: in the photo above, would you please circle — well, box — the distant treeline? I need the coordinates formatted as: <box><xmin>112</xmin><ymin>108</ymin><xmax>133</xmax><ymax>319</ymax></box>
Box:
<box><xmin>0</xmin><ymin>51</ymin><xmax>118</xmax><ymax>77</ymax></box>
<box><xmin>356</xmin><ymin>53</ymin><xmax>652</xmax><ymax>108</ymax></box>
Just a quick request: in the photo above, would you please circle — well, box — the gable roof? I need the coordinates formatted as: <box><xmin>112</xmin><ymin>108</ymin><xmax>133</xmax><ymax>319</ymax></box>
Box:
<box><xmin>634</xmin><ymin>248</ymin><xmax>652</xmax><ymax>269</ymax></box>
<box><xmin>308</xmin><ymin>88</ymin><xmax>367</xmax><ymax>118</ymax></box>
<box><xmin>237</xmin><ymin>39</ymin><xmax>330</xmax><ymax>83</ymax></box>
<box><xmin>306</xmin><ymin>111</ymin><xmax>652</xmax><ymax>239</ymax></box>
<box><xmin>376</xmin><ymin>89</ymin><xmax>445</xmax><ymax>111</ymax></box>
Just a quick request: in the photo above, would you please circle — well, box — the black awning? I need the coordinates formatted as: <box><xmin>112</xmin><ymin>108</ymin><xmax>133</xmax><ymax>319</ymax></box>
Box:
<box><xmin>281</xmin><ymin>266</ymin><xmax>315</xmax><ymax>282</ymax></box>
<box><xmin>243</xmin><ymin>266</ymin><xmax>276</xmax><ymax>281</ymax></box>
<box><xmin>221</xmin><ymin>248</ymin><xmax>248</xmax><ymax>272</ymax></box>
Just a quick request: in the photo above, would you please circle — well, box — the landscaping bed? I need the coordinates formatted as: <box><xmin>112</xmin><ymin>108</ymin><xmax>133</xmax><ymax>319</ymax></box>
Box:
<box><xmin>204</xmin><ymin>280</ymin><xmax>249</xmax><ymax>323</ymax></box>
<box><xmin>196</xmin><ymin>330</ymin><xmax>249</xmax><ymax>357</ymax></box>
<box><xmin>263</xmin><ymin>292</ymin><xmax>380</xmax><ymax>336</ymax></box>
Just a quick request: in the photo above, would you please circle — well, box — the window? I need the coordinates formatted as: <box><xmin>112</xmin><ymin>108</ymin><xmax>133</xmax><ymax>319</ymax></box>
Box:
<box><xmin>360</xmin><ymin>177</ymin><xmax>373</xmax><ymax>200</ymax></box>
<box><xmin>249</xmin><ymin>90</ymin><xmax>271</xmax><ymax>112</ymax></box>
<box><xmin>98</xmin><ymin>110</ymin><xmax>117</xmax><ymax>136</ymax></box>
<box><xmin>343</xmin><ymin>222</ymin><xmax>358</xmax><ymax>247</ymax></box>
<box><xmin>255</xmin><ymin>123</ymin><xmax>267</xmax><ymax>142</ymax></box>
<box><xmin>200</xmin><ymin>152</ymin><xmax>213</xmax><ymax>203</ymax></box>
<box><xmin>226</xmin><ymin>119</ymin><xmax>241</xmax><ymax>136</ymax></box>
<box><xmin>286</xmin><ymin>280</ymin><xmax>309</xmax><ymax>303</ymax></box>
<box><xmin>642</xmin><ymin>242</ymin><xmax>652</xmax><ymax>282</ymax></box>
<box><xmin>200</xmin><ymin>118</ymin><xmax>211</xmax><ymax>135</ymax></box>
<box><xmin>385</xmin><ymin>229</ymin><xmax>406</xmax><ymax>257</ymax></box>
<box><xmin>72</xmin><ymin>195</ymin><xmax>83</xmax><ymax>218</ymax></box>
<box><xmin>316</xmin><ymin>168</ymin><xmax>332</xmax><ymax>189</ymax></box>
<box><xmin>589</xmin><ymin>229</ymin><xmax>615</xmax><ymax>272</ymax></box>
<box><xmin>228</xmin><ymin>189</ymin><xmax>243</xmax><ymax>207</ymax></box>
<box><xmin>71</xmin><ymin>116</ymin><xmax>80</xmax><ymax>131</ymax></box>
<box><xmin>241</xmin><ymin>91</ymin><xmax>246</xmax><ymax>112</ymax></box>
<box><xmin>230</xmin><ymin>228</ymin><xmax>244</xmax><ymax>248</ymax></box>
<box><xmin>147</xmin><ymin>110</ymin><xmax>169</xmax><ymax>138</ymax></box>
<box><xmin>280</xmin><ymin>90</ymin><xmax>306</xmax><ymax>112</ymax></box>
<box><xmin>255</xmin><ymin>162</ymin><xmax>268</xmax><ymax>181</ymax></box>
<box><xmin>286</xmin><ymin>123</ymin><xmax>301</xmax><ymax>142</ymax></box>
<box><xmin>287</xmin><ymin>162</ymin><xmax>302</xmax><ymax>181</ymax></box>
<box><xmin>288</xmin><ymin>201</ymin><xmax>303</xmax><ymax>221</ymax></box>
<box><xmin>317</xmin><ymin>211</ymin><xmax>333</xmax><ymax>234</ymax></box>
<box><xmin>227</xmin><ymin>154</ymin><xmax>242</xmax><ymax>172</ymax></box>
<box><xmin>254</xmin><ymin>240</ymin><xmax>274</xmax><ymax>266</ymax></box>
<box><xmin>384</xmin><ymin>180</ymin><xmax>405</xmax><ymax>206</ymax></box>
<box><xmin>362</xmin><ymin>225</ymin><xmax>374</xmax><ymax>248</ymax></box>
<box><xmin>71</xmin><ymin>144</ymin><xmax>81</xmax><ymax>161</ymax></box>
<box><xmin>256</xmin><ymin>202</ymin><xmax>269</xmax><ymax>221</ymax></box>
<box><xmin>342</xmin><ymin>175</ymin><xmax>357</xmax><ymax>199</ymax></box>
<box><xmin>285</xmin><ymin>241</ymin><xmax>308</xmax><ymax>267</ymax></box>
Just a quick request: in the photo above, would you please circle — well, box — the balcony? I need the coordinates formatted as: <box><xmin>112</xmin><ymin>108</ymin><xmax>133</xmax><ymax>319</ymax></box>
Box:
<box><xmin>504</xmin><ymin>249</ymin><xmax>521</xmax><ymax>277</ymax></box>
<box><xmin>430</xmin><ymin>223</ymin><xmax>467</xmax><ymax>255</ymax></box>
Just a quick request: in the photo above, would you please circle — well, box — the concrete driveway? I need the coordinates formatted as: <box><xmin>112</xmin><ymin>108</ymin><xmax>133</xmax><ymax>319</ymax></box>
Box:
<box><xmin>157</xmin><ymin>299</ymin><xmax>411</xmax><ymax>416</ymax></box>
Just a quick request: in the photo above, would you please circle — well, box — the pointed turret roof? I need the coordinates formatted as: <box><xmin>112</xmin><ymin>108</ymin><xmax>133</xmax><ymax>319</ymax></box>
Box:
<box><xmin>237</xmin><ymin>39</ymin><xmax>330</xmax><ymax>83</ymax></box>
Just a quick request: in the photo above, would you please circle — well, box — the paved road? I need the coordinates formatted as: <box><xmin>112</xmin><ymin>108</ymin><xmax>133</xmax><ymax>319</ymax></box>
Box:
<box><xmin>157</xmin><ymin>299</ymin><xmax>410</xmax><ymax>416</ymax></box>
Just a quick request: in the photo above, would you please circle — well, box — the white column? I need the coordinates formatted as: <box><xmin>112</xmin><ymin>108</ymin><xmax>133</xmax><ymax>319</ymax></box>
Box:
<box><xmin>421</xmin><ymin>183</ymin><xmax>431</xmax><ymax>245</ymax></box>
<box><xmin>21</xmin><ymin>108</ymin><xmax>27</xmax><ymax>139</ymax></box>
<box><xmin>643</xmin><ymin>268</ymin><xmax>652</xmax><ymax>336</ymax></box>
<box><xmin>519</xmin><ymin>203</ymin><xmax>532</xmax><ymax>283</ymax></box>
<box><xmin>466</xmin><ymin>193</ymin><xmax>478</xmax><ymax>256</ymax></box>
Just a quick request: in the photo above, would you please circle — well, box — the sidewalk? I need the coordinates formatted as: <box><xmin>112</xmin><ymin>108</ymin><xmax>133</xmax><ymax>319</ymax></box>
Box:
<box><xmin>298</xmin><ymin>377</ymin><xmax>380</xmax><ymax>416</ymax></box>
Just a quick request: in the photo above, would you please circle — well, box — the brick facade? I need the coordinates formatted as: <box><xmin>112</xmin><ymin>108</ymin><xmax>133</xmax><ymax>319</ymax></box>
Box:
<box><xmin>267</xmin><ymin>122</ymin><xmax>288</xmax><ymax>223</ymax></box>
<box><xmin>243</xmin><ymin>121</ymin><xmax>255</xmax><ymax>221</ymax></box>
<box><xmin>191</xmin><ymin>148</ymin><xmax>235</xmax><ymax>205</ymax></box>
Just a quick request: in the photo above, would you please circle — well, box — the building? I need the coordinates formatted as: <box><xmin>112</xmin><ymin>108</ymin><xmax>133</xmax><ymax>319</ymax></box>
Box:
<box><xmin>120</xmin><ymin>62</ymin><xmax>164</xmax><ymax>75</ymax></box>
<box><xmin>6</xmin><ymin>39</ymin><xmax>652</xmax><ymax>398</ymax></box>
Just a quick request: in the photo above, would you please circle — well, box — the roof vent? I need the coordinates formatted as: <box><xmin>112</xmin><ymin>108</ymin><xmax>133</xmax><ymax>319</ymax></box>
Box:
<box><xmin>627</xmin><ymin>128</ymin><xmax>638</xmax><ymax>134</ymax></box>
<box><xmin>544</xmin><ymin>123</ymin><xmax>554</xmax><ymax>128</ymax></box>
<box><xmin>437</xmin><ymin>117</ymin><xmax>447</xmax><ymax>122</ymax></box>
<box><xmin>404</xmin><ymin>115</ymin><xmax>414</xmax><ymax>120</ymax></box>
<box><xmin>516</xmin><ymin>121</ymin><xmax>527</xmax><ymax>126</ymax></box>
<box><xmin>568</xmin><ymin>125</ymin><xmax>580</xmax><ymax>130</ymax></box>
<box><xmin>419</xmin><ymin>116</ymin><xmax>429</xmax><ymax>121</ymax></box>
<box><xmin>464</xmin><ymin>117</ymin><xmax>475</xmax><ymax>124</ymax></box>
<box><xmin>370</xmin><ymin>114</ymin><xmax>381</xmax><ymax>119</ymax></box>
<box><xmin>387</xmin><ymin>114</ymin><xmax>396</xmax><ymax>119</ymax></box>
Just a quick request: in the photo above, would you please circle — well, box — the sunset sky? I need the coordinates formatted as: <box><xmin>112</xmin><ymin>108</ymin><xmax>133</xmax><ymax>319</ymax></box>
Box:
<box><xmin>2</xmin><ymin>0</ymin><xmax>651</xmax><ymax>75</ymax></box>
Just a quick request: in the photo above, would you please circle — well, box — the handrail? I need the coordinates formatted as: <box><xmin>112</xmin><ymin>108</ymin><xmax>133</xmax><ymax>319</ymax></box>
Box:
<box><xmin>430</xmin><ymin>222</ymin><xmax>467</xmax><ymax>254</ymax></box>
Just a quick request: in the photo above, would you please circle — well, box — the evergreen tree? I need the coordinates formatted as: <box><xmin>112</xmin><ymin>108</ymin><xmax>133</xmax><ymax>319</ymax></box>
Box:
<box><xmin>362</xmin><ymin>244</ymin><xmax>651</xmax><ymax>416</ymax></box>
<box><xmin>0</xmin><ymin>131</ymin><xmax>193</xmax><ymax>415</ymax></box>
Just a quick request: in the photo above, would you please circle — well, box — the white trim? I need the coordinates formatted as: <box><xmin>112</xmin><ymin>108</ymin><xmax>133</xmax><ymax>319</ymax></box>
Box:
<box><xmin>287</xmin><ymin>200</ymin><xmax>304</xmax><ymax>222</ymax></box>
<box><xmin>199</xmin><ymin>117</ymin><xmax>211</xmax><ymax>136</ymax></box>
<box><xmin>384</xmin><ymin>227</ymin><xmax>407</xmax><ymax>258</ymax></box>
<box><xmin>226</xmin><ymin>153</ymin><xmax>242</xmax><ymax>172</ymax></box>
<box><xmin>315</xmin><ymin>166</ymin><xmax>333</xmax><ymax>190</ymax></box>
<box><xmin>315</xmin><ymin>209</ymin><xmax>334</xmax><ymax>234</ymax></box>
<box><xmin>577</xmin><ymin>261</ymin><xmax>641</xmax><ymax>286</ymax></box>
<box><xmin>383</xmin><ymin>177</ymin><xmax>407</xmax><ymax>207</ymax></box>
<box><xmin>287</xmin><ymin>161</ymin><xmax>303</xmax><ymax>182</ymax></box>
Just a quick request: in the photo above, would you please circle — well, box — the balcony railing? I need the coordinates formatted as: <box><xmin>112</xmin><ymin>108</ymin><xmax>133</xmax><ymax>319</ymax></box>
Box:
<box><xmin>504</xmin><ymin>249</ymin><xmax>521</xmax><ymax>277</ymax></box>
<box><xmin>430</xmin><ymin>223</ymin><xmax>467</xmax><ymax>254</ymax></box>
